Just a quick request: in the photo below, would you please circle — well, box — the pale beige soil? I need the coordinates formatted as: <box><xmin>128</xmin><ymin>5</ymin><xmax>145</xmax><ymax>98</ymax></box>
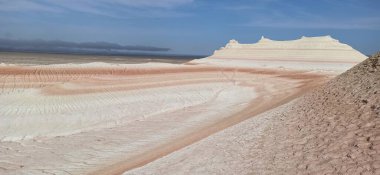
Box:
<box><xmin>127</xmin><ymin>54</ymin><xmax>380</xmax><ymax>175</ymax></box>
<box><xmin>0</xmin><ymin>61</ymin><xmax>329</xmax><ymax>174</ymax></box>
<box><xmin>0</xmin><ymin>44</ymin><xmax>372</xmax><ymax>175</ymax></box>
<box><xmin>92</xmin><ymin>72</ymin><xmax>326</xmax><ymax>175</ymax></box>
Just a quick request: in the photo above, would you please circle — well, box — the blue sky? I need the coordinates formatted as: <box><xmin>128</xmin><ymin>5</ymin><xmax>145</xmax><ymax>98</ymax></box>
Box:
<box><xmin>0</xmin><ymin>0</ymin><xmax>379</xmax><ymax>55</ymax></box>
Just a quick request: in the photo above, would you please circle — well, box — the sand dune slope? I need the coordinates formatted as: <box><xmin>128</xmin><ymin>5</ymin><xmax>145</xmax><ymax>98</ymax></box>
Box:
<box><xmin>127</xmin><ymin>53</ymin><xmax>380</xmax><ymax>174</ymax></box>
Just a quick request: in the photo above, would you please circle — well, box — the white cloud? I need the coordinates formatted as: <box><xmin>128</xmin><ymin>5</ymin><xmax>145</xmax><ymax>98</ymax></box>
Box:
<box><xmin>107</xmin><ymin>0</ymin><xmax>193</xmax><ymax>8</ymax></box>
<box><xmin>0</xmin><ymin>0</ymin><xmax>60</xmax><ymax>12</ymax></box>
<box><xmin>245</xmin><ymin>17</ymin><xmax>380</xmax><ymax>30</ymax></box>
<box><xmin>222</xmin><ymin>0</ymin><xmax>380</xmax><ymax>30</ymax></box>
<box><xmin>0</xmin><ymin>0</ymin><xmax>194</xmax><ymax>18</ymax></box>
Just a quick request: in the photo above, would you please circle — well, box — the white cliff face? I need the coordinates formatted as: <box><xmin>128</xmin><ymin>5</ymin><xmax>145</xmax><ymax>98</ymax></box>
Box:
<box><xmin>211</xmin><ymin>36</ymin><xmax>366</xmax><ymax>62</ymax></box>
<box><xmin>192</xmin><ymin>36</ymin><xmax>367</xmax><ymax>72</ymax></box>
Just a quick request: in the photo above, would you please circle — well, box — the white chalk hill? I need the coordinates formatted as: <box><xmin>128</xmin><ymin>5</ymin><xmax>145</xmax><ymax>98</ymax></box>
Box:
<box><xmin>193</xmin><ymin>36</ymin><xmax>367</xmax><ymax>72</ymax></box>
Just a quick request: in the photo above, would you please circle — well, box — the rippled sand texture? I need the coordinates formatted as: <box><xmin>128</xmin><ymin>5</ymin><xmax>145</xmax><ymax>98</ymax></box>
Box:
<box><xmin>128</xmin><ymin>54</ymin><xmax>380</xmax><ymax>175</ymax></box>
<box><xmin>0</xmin><ymin>61</ymin><xmax>329</xmax><ymax>174</ymax></box>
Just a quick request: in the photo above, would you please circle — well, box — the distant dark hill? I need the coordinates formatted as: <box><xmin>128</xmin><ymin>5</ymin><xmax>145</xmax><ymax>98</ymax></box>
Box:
<box><xmin>0</xmin><ymin>38</ymin><xmax>171</xmax><ymax>55</ymax></box>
